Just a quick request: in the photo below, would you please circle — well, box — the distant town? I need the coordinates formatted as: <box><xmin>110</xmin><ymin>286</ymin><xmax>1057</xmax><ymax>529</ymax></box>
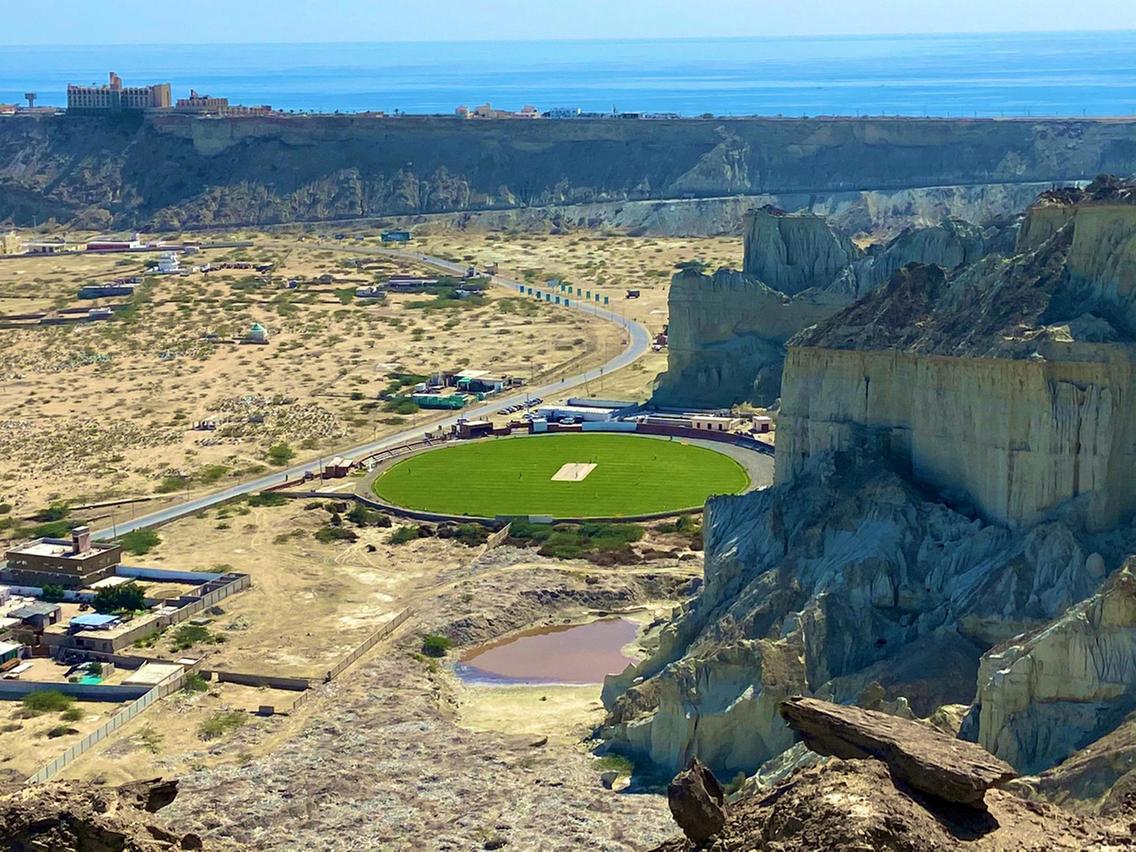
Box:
<box><xmin>0</xmin><ymin>70</ymin><xmax>682</xmax><ymax>121</ymax></box>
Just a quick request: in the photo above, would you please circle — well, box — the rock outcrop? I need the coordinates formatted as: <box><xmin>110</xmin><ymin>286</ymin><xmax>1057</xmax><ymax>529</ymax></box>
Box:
<box><xmin>649</xmin><ymin>758</ymin><xmax>1132</xmax><ymax>851</ymax></box>
<box><xmin>667</xmin><ymin>759</ymin><xmax>727</xmax><ymax>844</ymax></box>
<box><xmin>778</xmin><ymin>177</ymin><xmax>1136</xmax><ymax>532</ymax></box>
<box><xmin>3</xmin><ymin>113</ymin><xmax>1135</xmax><ymax>229</ymax></box>
<box><xmin>654</xmin><ymin>208</ymin><xmax>1006</xmax><ymax>407</ymax></box>
<box><xmin>598</xmin><ymin>451</ymin><xmax>1115</xmax><ymax>778</ymax></box>
<box><xmin>779</xmin><ymin>697</ymin><xmax>1015</xmax><ymax>806</ymax></box>
<box><xmin>0</xmin><ymin>777</ymin><xmax>202</xmax><ymax>851</ymax></box>
<box><xmin>965</xmin><ymin>564</ymin><xmax>1136</xmax><ymax>776</ymax></box>
<box><xmin>601</xmin><ymin>181</ymin><xmax>1136</xmax><ymax>790</ymax></box>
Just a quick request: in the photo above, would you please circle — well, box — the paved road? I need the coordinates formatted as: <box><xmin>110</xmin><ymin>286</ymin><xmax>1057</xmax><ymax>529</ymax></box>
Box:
<box><xmin>92</xmin><ymin>248</ymin><xmax>652</xmax><ymax>540</ymax></box>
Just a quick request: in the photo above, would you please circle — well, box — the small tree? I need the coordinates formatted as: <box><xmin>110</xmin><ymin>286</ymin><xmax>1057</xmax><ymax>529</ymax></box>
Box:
<box><xmin>266</xmin><ymin>442</ymin><xmax>295</xmax><ymax>466</ymax></box>
<box><xmin>421</xmin><ymin>634</ymin><xmax>453</xmax><ymax>658</ymax></box>
<box><xmin>40</xmin><ymin>584</ymin><xmax>66</xmax><ymax>603</ymax></box>
<box><xmin>93</xmin><ymin>581</ymin><xmax>146</xmax><ymax>614</ymax></box>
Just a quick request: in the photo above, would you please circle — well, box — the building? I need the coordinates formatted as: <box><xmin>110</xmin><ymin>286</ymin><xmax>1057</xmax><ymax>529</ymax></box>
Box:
<box><xmin>155</xmin><ymin>252</ymin><xmax>181</xmax><ymax>274</ymax></box>
<box><xmin>753</xmin><ymin>415</ymin><xmax>774</xmax><ymax>434</ymax></box>
<box><xmin>174</xmin><ymin>90</ymin><xmax>273</xmax><ymax>116</ymax></box>
<box><xmin>7</xmin><ymin>602</ymin><xmax>62</xmax><ymax>631</ymax></box>
<box><xmin>381</xmin><ymin>230</ymin><xmax>412</xmax><ymax>243</ymax></box>
<box><xmin>0</xmin><ymin>640</ymin><xmax>23</xmax><ymax>669</ymax></box>
<box><xmin>67</xmin><ymin>72</ymin><xmax>172</xmax><ymax>113</ymax></box>
<box><xmin>2</xmin><ymin>527</ymin><xmax>123</xmax><ymax>589</ymax></box>
<box><xmin>246</xmin><ymin>322</ymin><xmax>269</xmax><ymax>343</ymax></box>
<box><xmin>458</xmin><ymin>102</ymin><xmax>542</xmax><ymax>120</ymax></box>
<box><xmin>78</xmin><ymin>283</ymin><xmax>136</xmax><ymax>299</ymax></box>
<box><xmin>535</xmin><ymin>404</ymin><xmax>619</xmax><ymax>423</ymax></box>
<box><xmin>87</xmin><ymin>233</ymin><xmax>144</xmax><ymax>252</ymax></box>
<box><xmin>68</xmin><ymin>613</ymin><xmax>122</xmax><ymax>632</ymax></box>
<box><xmin>0</xmin><ymin>231</ymin><xmax>22</xmax><ymax>255</ymax></box>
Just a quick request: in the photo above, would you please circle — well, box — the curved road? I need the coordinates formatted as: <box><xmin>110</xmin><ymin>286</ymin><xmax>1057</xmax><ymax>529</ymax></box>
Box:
<box><xmin>92</xmin><ymin>249</ymin><xmax>651</xmax><ymax>540</ymax></box>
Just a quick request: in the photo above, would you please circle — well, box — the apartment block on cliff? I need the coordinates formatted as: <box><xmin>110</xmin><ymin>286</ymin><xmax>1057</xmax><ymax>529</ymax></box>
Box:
<box><xmin>67</xmin><ymin>72</ymin><xmax>171</xmax><ymax>113</ymax></box>
<box><xmin>175</xmin><ymin>89</ymin><xmax>274</xmax><ymax>116</ymax></box>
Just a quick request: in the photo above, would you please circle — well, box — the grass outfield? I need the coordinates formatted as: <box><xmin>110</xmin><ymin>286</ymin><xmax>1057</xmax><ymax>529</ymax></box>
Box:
<box><xmin>371</xmin><ymin>433</ymin><xmax>750</xmax><ymax>518</ymax></box>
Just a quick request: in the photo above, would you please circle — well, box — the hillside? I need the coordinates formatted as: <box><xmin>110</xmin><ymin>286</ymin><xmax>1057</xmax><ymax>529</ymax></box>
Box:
<box><xmin>2</xmin><ymin>114</ymin><xmax>1136</xmax><ymax>229</ymax></box>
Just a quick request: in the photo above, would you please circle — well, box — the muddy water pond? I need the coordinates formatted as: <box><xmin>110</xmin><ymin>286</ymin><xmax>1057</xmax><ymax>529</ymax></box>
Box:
<box><xmin>456</xmin><ymin>618</ymin><xmax>639</xmax><ymax>685</ymax></box>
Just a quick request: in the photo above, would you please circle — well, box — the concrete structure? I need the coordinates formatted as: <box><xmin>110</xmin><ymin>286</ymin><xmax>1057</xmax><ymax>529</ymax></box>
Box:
<box><xmin>457</xmin><ymin>102</ymin><xmax>541</xmax><ymax>120</ymax></box>
<box><xmin>0</xmin><ymin>640</ymin><xmax>22</xmax><ymax>667</ymax></box>
<box><xmin>122</xmin><ymin>662</ymin><xmax>183</xmax><ymax>686</ymax></box>
<box><xmin>381</xmin><ymin>230</ymin><xmax>412</xmax><ymax>243</ymax></box>
<box><xmin>155</xmin><ymin>251</ymin><xmax>181</xmax><ymax>274</ymax></box>
<box><xmin>246</xmin><ymin>322</ymin><xmax>269</xmax><ymax>343</ymax></box>
<box><xmin>7</xmin><ymin>603</ymin><xmax>62</xmax><ymax>630</ymax></box>
<box><xmin>0</xmin><ymin>231</ymin><xmax>21</xmax><ymax>255</ymax></box>
<box><xmin>175</xmin><ymin>90</ymin><xmax>273</xmax><ymax>116</ymax></box>
<box><xmin>2</xmin><ymin>527</ymin><xmax>122</xmax><ymax>589</ymax></box>
<box><xmin>534</xmin><ymin>404</ymin><xmax>618</xmax><ymax>423</ymax></box>
<box><xmin>68</xmin><ymin>613</ymin><xmax>121</xmax><ymax>632</ymax></box>
<box><xmin>87</xmin><ymin>233</ymin><xmax>143</xmax><ymax>251</ymax></box>
<box><xmin>67</xmin><ymin>73</ymin><xmax>171</xmax><ymax>113</ymax></box>
<box><xmin>78</xmin><ymin>283</ymin><xmax>136</xmax><ymax>299</ymax></box>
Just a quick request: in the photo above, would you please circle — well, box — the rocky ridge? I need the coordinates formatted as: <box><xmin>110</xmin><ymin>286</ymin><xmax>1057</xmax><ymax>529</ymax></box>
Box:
<box><xmin>653</xmin><ymin>206</ymin><xmax>1009</xmax><ymax>407</ymax></box>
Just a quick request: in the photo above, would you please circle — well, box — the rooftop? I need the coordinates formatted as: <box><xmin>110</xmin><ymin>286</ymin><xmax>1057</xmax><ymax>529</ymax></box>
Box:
<box><xmin>8</xmin><ymin>602</ymin><xmax>61</xmax><ymax>619</ymax></box>
<box><xmin>0</xmin><ymin>641</ymin><xmax>21</xmax><ymax>655</ymax></box>
<box><xmin>69</xmin><ymin>613</ymin><xmax>121</xmax><ymax>629</ymax></box>
<box><xmin>8</xmin><ymin>537</ymin><xmax>117</xmax><ymax>562</ymax></box>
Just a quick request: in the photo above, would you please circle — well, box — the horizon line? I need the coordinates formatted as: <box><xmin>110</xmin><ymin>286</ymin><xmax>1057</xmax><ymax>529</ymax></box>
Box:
<box><xmin>3</xmin><ymin>26</ymin><xmax>1136</xmax><ymax>49</ymax></box>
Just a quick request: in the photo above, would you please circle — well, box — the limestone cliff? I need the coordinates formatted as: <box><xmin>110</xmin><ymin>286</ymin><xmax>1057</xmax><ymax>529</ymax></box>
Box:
<box><xmin>964</xmin><ymin>565</ymin><xmax>1136</xmax><ymax>776</ymax></box>
<box><xmin>2</xmin><ymin>113</ymin><xmax>1136</xmax><ymax>229</ymax></box>
<box><xmin>778</xmin><ymin>178</ymin><xmax>1136</xmax><ymax>532</ymax></box>
<box><xmin>654</xmin><ymin>209</ymin><xmax>1003</xmax><ymax>407</ymax></box>
<box><xmin>597</xmin><ymin>452</ymin><xmax>1115</xmax><ymax>778</ymax></box>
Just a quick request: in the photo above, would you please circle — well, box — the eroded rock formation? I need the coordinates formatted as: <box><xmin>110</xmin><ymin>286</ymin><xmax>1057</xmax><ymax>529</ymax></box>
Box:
<box><xmin>654</xmin><ymin>207</ymin><xmax>1006</xmax><ymax>407</ymax></box>
<box><xmin>0</xmin><ymin>777</ymin><xmax>201</xmax><ymax>851</ymax></box>
<box><xmin>778</xmin><ymin>177</ymin><xmax>1136</xmax><ymax>532</ymax></box>
<box><xmin>601</xmin><ymin>180</ymin><xmax>1136</xmax><ymax>803</ymax></box>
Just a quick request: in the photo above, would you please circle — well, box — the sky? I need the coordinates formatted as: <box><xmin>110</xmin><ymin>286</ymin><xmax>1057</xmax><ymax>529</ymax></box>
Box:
<box><xmin>6</xmin><ymin>0</ymin><xmax>1136</xmax><ymax>45</ymax></box>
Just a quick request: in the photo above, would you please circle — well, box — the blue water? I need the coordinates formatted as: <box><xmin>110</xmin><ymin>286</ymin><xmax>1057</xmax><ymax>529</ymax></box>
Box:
<box><xmin>2</xmin><ymin>32</ymin><xmax>1136</xmax><ymax>117</ymax></box>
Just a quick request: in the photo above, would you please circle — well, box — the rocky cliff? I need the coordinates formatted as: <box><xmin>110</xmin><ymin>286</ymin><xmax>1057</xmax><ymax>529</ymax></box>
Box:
<box><xmin>654</xmin><ymin>208</ymin><xmax>1005</xmax><ymax>407</ymax></box>
<box><xmin>778</xmin><ymin>178</ymin><xmax>1136</xmax><ymax>532</ymax></box>
<box><xmin>2</xmin><ymin>114</ymin><xmax>1136</xmax><ymax>229</ymax></box>
<box><xmin>600</xmin><ymin>181</ymin><xmax>1136</xmax><ymax>799</ymax></box>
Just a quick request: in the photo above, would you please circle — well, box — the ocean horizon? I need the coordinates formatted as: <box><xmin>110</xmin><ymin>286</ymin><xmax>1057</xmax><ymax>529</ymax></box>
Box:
<box><xmin>2</xmin><ymin>30</ymin><xmax>1135</xmax><ymax>118</ymax></box>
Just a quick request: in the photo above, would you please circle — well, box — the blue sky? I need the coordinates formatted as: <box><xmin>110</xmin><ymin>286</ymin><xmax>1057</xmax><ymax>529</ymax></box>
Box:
<box><xmin>7</xmin><ymin>0</ymin><xmax>1136</xmax><ymax>44</ymax></box>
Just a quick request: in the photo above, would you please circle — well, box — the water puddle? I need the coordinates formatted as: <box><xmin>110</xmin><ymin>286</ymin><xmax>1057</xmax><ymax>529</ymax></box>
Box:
<box><xmin>456</xmin><ymin>618</ymin><xmax>639</xmax><ymax>685</ymax></box>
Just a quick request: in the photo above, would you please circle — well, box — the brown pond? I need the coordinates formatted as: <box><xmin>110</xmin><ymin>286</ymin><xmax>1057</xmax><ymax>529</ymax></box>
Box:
<box><xmin>456</xmin><ymin>618</ymin><xmax>639</xmax><ymax>685</ymax></box>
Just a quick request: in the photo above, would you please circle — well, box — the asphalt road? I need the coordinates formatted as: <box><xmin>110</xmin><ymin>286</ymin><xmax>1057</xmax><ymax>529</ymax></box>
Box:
<box><xmin>92</xmin><ymin>248</ymin><xmax>652</xmax><ymax>540</ymax></box>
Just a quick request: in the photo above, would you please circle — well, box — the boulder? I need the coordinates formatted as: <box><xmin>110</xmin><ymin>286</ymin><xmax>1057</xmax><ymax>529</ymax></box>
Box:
<box><xmin>667</xmin><ymin>758</ymin><xmax>726</xmax><ymax>844</ymax></box>
<box><xmin>779</xmin><ymin>697</ymin><xmax>1016</xmax><ymax>806</ymax></box>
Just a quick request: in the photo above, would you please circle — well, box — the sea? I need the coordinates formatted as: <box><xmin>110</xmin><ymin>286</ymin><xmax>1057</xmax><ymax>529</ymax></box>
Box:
<box><xmin>1</xmin><ymin>31</ymin><xmax>1135</xmax><ymax>118</ymax></box>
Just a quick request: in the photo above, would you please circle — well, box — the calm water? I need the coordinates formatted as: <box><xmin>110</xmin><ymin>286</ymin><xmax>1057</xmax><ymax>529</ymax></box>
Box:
<box><xmin>456</xmin><ymin>618</ymin><xmax>639</xmax><ymax>685</ymax></box>
<box><xmin>2</xmin><ymin>32</ymin><xmax>1136</xmax><ymax>117</ymax></box>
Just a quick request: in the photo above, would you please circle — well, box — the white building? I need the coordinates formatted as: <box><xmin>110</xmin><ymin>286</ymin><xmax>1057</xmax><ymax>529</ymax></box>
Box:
<box><xmin>156</xmin><ymin>252</ymin><xmax>181</xmax><ymax>274</ymax></box>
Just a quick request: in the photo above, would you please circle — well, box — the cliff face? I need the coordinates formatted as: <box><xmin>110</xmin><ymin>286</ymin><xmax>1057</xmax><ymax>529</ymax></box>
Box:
<box><xmin>654</xmin><ymin>210</ymin><xmax>1004</xmax><ymax>407</ymax></box>
<box><xmin>601</xmin><ymin>181</ymin><xmax>1136</xmax><ymax>798</ymax></box>
<box><xmin>966</xmin><ymin>566</ymin><xmax>1136</xmax><ymax>776</ymax></box>
<box><xmin>778</xmin><ymin>181</ymin><xmax>1136</xmax><ymax>532</ymax></box>
<box><xmin>1</xmin><ymin>114</ymin><xmax>1136</xmax><ymax>229</ymax></box>
<box><xmin>598</xmin><ymin>453</ymin><xmax>1111</xmax><ymax>778</ymax></box>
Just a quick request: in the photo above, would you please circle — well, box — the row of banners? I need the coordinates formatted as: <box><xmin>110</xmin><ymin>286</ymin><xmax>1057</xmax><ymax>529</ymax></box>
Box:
<box><xmin>518</xmin><ymin>282</ymin><xmax>610</xmax><ymax>306</ymax></box>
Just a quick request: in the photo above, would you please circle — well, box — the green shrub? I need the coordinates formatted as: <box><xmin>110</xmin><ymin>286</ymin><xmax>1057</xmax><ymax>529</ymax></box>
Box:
<box><xmin>60</xmin><ymin>707</ymin><xmax>84</xmax><ymax>722</ymax></box>
<box><xmin>93</xmin><ymin>581</ymin><xmax>147</xmax><ymax>613</ymax></box>
<box><xmin>0</xmin><ymin>502</ymin><xmax>11</xmax><ymax>514</ymax></box>
<box><xmin>32</xmin><ymin>503</ymin><xmax>70</xmax><ymax>522</ymax></box>
<box><xmin>119</xmin><ymin>529</ymin><xmax>160</xmax><ymax>555</ymax></box>
<box><xmin>436</xmin><ymin>523</ymin><xmax>488</xmax><ymax>546</ymax></box>
<box><xmin>45</xmin><ymin>724</ymin><xmax>79</xmax><ymax>739</ymax></box>
<box><xmin>266</xmin><ymin>442</ymin><xmax>295</xmax><ymax>466</ymax></box>
<box><xmin>594</xmin><ymin>754</ymin><xmax>635</xmax><ymax>775</ymax></box>
<box><xmin>20</xmin><ymin>690</ymin><xmax>73</xmax><ymax>716</ymax></box>
<box><xmin>40</xmin><ymin>584</ymin><xmax>66</xmax><ymax>603</ymax></box>
<box><xmin>182</xmin><ymin>672</ymin><xmax>209</xmax><ymax>693</ymax></box>
<box><xmin>197</xmin><ymin>711</ymin><xmax>246</xmax><ymax>740</ymax></box>
<box><xmin>195</xmin><ymin>464</ymin><xmax>230</xmax><ymax>485</ymax></box>
<box><xmin>156</xmin><ymin>474</ymin><xmax>188</xmax><ymax>494</ymax></box>
<box><xmin>246</xmin><ymin>492</ymin><xmax>288</xmax><ymax>508</ymax></box>
<box><xmin>387</xmin><ymin>525</ymin><xmax>425</xmax><ymax>545</ymax></box>
<box><xmin>421</xmin><ymin>634</ymin><xmax>452</xmax><ymax>658</ymax></box>
<box><xmin>346</xmin><ymin>503</ymin><xmax>391</xmax><ymax>528</ymax></box>
<box><xmin>26</xmin><ymin>520</ymin><xmax>72</xmax><ymax>539</ymax></box>
<box><xmin>382</xmin><ymin>397</ymin><xmax>420</xmax><ymax>415</ymax></box>
<box><xmin>314</xmin><ymin>525</ymin><xmax>358</xmax><ymax>544</ymax></box>
<box><xmin>172</xmin><ymin>624</ymin><xmax>224</xmax><ymax>651</ymax></box>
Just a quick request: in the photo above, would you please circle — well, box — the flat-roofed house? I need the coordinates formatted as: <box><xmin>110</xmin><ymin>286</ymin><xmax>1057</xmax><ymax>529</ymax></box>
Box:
<box><xmin>2</xmin><ymin>526</ymin><xmax>122</xmax><ymax>589</ymax></box>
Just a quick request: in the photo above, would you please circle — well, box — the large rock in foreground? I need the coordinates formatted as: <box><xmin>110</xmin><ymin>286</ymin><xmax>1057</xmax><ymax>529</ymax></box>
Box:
<box><xmin>650</xmin><ymin>758</ymin><xmax>1131</xmax><ymax>852</ymax></box>
<box><xmin>666</xmin><ymin>758</ymin><xmax>726</xmax><ymax>844</ymax></box>
<box><xmin>779</xmin><ymin>697</ymin><xmax>1015</xmax><ymax>806</ymax></box>
<box><xmin>0</xmin><ymin>777</ymin><xmax>201</xmax><ymax>851</ymax></box>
